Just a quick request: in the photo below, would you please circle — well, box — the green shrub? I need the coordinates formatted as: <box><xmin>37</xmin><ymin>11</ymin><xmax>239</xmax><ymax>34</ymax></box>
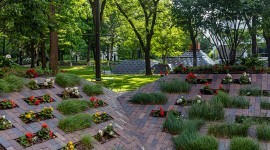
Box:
<box><xmin>58</xmin><ymin>113</ymin><xmax>92</xmax><ymax>132</ymax></box>
<box><xmin>260</xmin><ymin>99</ymin><xmax>270</xmax><ymax>110</ymax></box>
<box><xmin>4</xmin><ymin>75</ymin><xmax>24</xmax><ymax>92</ymax></box>
<box><xmin>230</xmin><ymin>137</ymin><xmax>260</xmax><ymax>150</ymax></box>
<box><xmin>160</xmin><ymin>80</ymin><xmax>191</xmax><ymax>93</ymax></box>
<box><xmin>57</xmin><ymin>100</ymin><xmax>90</xmax><ymax>115</ymax></box>
<box><xmin>208</xmin><ymin>122</ymin><xmax>250</xmax><ymax>138</ymax></box>
<box><xmin>188</xmin><ymin>101</ymin><xmax>224</xmax><ymax>121</ymax></box>
<box><xmin>80</xmin><ymin>134</ymin><xmax>93</xmax><ymax>148</ymax></box>
<box><xmin>239</xmin><ymin>86</ymin><xmax>262</xmax><ymax>96</ymax></box>
<box><xmin>212</xmin><ymin>92</ymin><xmax>249</xmax><ymax>108</ymax></box>
<box><xmin>0</xmin><ymin>79</ymin><xmax>9</xmax><ymax>94</ymax></box>
<box><xmin>163</xmin><ymin>110</ymin><xmax>204</xmax><ymax>135</ymax></box>
<box><xmin>257</xmin><ymin>123</ymin><xmax>270</xmax><ymax>141</ymax></box>
<box><xmin>130</xmin><ymin>93</ymin><xmax>167</xmax><ymax>104</ymax></box>
<box><xmin>173</xmin><ymin>131</ymin><xmax>218</xmax><ymax>150</ymax></box>
<box><xmin>82</xmin><ymin>83</ymin><xmax>103</xmax><ymax>96</ymax></box>
<box><xmin>55</xmin><ymin>73</ymin><xmax>81</xmax><ymax>87</ymax></box>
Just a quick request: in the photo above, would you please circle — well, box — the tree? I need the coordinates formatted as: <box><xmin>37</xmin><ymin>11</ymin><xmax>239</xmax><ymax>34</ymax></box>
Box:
<box><xmin>261</xmin><ymin>0</ymin><xmax>270</xmax><ymax>66</ymax></box>
<box><xmin>171</xmin><ymin>0</ymin><xmax>204</xmax><ymax>66</ymax></box>
<box><xmin>115</xmin><ymin>0</ymin><xmax>160</xmax><ymax>75</ymax></box>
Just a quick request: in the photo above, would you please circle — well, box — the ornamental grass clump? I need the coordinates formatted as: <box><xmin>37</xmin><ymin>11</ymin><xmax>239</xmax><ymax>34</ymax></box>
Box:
<box><xmin>212</xmin><ymin>92</ymin><xmax>249</xmax><ymax>108</ymax></box>
<box><xmin>208</xmin><ymin>122</ymin><xmax>250</xmax><ymax>138</ymax></box>
<box><xmin>257</xmin><ymin>123</ymin><xmax>270</xmax><ymax>141</ymax></box>
<box><xmin>239</xmin><ymin>86</ymin><xmax>262</xmax><ymax>96</ymax></box>
<box><xmin>57</xmin><ymin>99</ymin><xmax>89</xmax><ymax>115</ymax></box>
<box><xmin>260</xmin><ymin>98</ymin><xmax>270</xmax><ymax>110</ymax></box>
<box><xmin>82</xmin><ymin>83</ymin><xmax>103</xmax><ymax>96</ymax></box>
<box><xmin>188</xmin><ymin>101</ymin><xmax>224</xmax><ymax>121</ymax></box>
<box><xmin>160</xmin><ymin>80</ymin><xmax>191</xmax><ymax>93</ymax></box>
<box><xmin>80</xmin><ymin>134</ymin><xmax>94</xmax><ymax>149</ymax></box>
<box><xmin>0</xmin><ymin>75</ymin><xmax>24</xmax><ymax>94</ymax></box>
<box><xmin>163</xmin><ymin>110</ymin><xmax>204</xmax><ymax>135</ymax></box>
<box><xmin>230</xmin><ymin>137</ymin><xmax>260</xmax><ymax>150</ymax></box>
<box><xmin>129</xmin><ymin>93</ymin><xmax>167</xmax><ymax>104</ymax></box>
<box><xmin>55</xmin><ymin>73</ymin><xmax>81</xmax><ymax>87</ymax></box>
<box><xmin>58</xmin><ymin>113</ymin><xmax>92</xmax><ymax>133</ymax></box>
<box><xmin>172</xmin><ymin>130</ymin><xmax>218</xmax><ymax>150</ymax></box>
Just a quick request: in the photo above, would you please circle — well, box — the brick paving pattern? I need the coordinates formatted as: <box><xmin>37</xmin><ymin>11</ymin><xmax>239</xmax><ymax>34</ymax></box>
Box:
<box><xmin>118</xmin><ymin>74</ymin><xmax>270</xmax><ymax>150</ymax></box>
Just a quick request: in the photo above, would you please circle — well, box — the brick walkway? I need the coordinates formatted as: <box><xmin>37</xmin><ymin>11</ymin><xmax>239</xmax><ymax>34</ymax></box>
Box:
<box><xmin>118</xmin><ymin>74</ymin><xmax>270</xmax><ymax>150</ymax></box>
<box><xmin>0</xmin><ymin>78</ymin><xmax>143</xmax><ymax>150</ymax></box>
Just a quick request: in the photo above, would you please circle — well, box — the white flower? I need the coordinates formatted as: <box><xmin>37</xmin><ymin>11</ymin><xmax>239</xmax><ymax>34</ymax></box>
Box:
<box><xmin>34</xmin><ymin>80</ymin><xmax>37</xmax><ymax>83</ymax></box>
<box><xmin>46</xmin><ymin>79</ymin><xmax>50</xmax><ymax>82</ymax></box>
<box><xmin>249</xmin><ymin>77</ymin><xmax>251</xmax><ymax>82</ymax></box>
<box><xmin>197</xmin><ymin>100</ymin><xmax>201</xmax><ymax>103</ymax></box>
<box><xmin>51</xmin><ymin>80</ymin><xmax>55</xmax><ymax>84</ymax></box>
<box><xmin>194</xmin><ymin>74</ymin><xmax>197</xmax><ymax>77</ymax></box>
<box><xmin>243</xmin><ymin>72</ymin><xmax>247</xmax><ymax>76</ymax></box>
<box><xmin>181</xmin><ymin>96</ymin><xmax>184</xmax><ymax>99</ymax></box>
<box><xmin>2</xmin><ymin>115</ymin><xmax>5</xmax><ymax>119</ymax></box>
<box><xmin>65</xmin><ymin>88</ymin><xmax>69</xmax><ymax>91</ymax></box>
<box><xmin>177</xmin><ymin>98</ymin><xmax>183</xmax><ymax>104</ymax></box>
<box><xmin>8</xmin><ymin>120</ymin><xmax>11</xmax><ymax>124</ymax></box>
<box><xmin>3</xmin><ymin>122</ymin><xmax>5</xmax><ymax>125</ymax></box>
<box><xmin>5</xmin><ymin>54</ymin><xmax>11</xmax><ymax>59</ymax></box>
<box><xmin>247</xmin><ymin>92</ymin><xmax>250</xmax><ymax>95</ymax></box>
<box><xmin>44</xmin><ymin>82</ymin><xmax>48</xmax><ymax>86</ymax></box>
<box><xmin>74</xmin><ymin>87</ymin><xmax>78</xmax><ymax>90</ymax></box>
<box><xmin>229</xmin><ymin>79</ymin><xmax>233</xmax><ymax>82</ymax></box>
<box><xmin>109</xmin><ymin>131</ymin><xmax>114</xmax><ymax>136</ymax></box>
<box><xmin>75</xmin><ymin>92</ymin><xmax>80</xmax><ymax>96</ymax></box>
<box><xmin>196</xmin><ymin>95</ymin><xmax>201</xmax><ymax>99</ymax></box>
<box><xmin>98</xmin><ymin>130</ymin><xmax>103</xmax><ymax>136</ymax></box>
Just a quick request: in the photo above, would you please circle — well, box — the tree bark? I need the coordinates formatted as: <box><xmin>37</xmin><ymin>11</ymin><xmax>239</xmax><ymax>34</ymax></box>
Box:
<box><xmin>266</xmin><ymin>36</ymin><xmax>270</xmax><ymax>66</ymax></box>
<box><xmin>189</xmin><ymin>27</ymin><xmax>197</xmax><ymax>66</ymax></box>
<box><xmin>229</xmin><ymin>48</ymin><xmax>237</xmax><ymax>65</ymax></box>
<box><xmin>251</xmin><ymin>16</ymin><xmax>257</xmax><ymax>56</ymax></box>
<box><xmin>87</xmin><ymin>29</ymin><xmax>91</xmax><ymax>62</ymax></box>
<box><xmin>30</xmin><ymin>41</ymin><xmax>35</xmax><ymax>68</ymax></box>
<box><xmin>145</xmin><ymin>47</ymin><xmax>151</xmax><ymax>75</ymax></box>
<box><xmin>40</xmin><ymin>33</ymin><xmax>46</xmax><ymax>69</ymax></box>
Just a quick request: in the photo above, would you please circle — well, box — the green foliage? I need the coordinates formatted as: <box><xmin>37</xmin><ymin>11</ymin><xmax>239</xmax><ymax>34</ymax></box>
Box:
<box><xmin>188</xmin><ymin>101</ymin><xmax>224</xmax><ymax>121</ymax></box>
<box><xmin>163</xmin><ymin>110</ymin><xmax>204</xmax><ymax>135</ymax></box>
<box><xmin>27</xmin><ymin>80</ymin><xmax>39</xmax><ymax>90</ymax></box>
<box><xmin>129</xmin><ymin>93</ymin><xmax>167</xmax><ymax>105</ymax></box>
<box><xmin>57</xmin><ymin>100</ymin><xmax>89</xmax><ymax>115</ymax></box>
<box><xmin>55</xmin><ymin>73</ymin><xmax>81</xmax><ymax>87</ymax></box>
<box><xmin>80</xmin><ymin>134</ymin><xmax>93</xmax><ymax>148</ymax></box>
<box><xmin>212</xmin><ymin>92</ymin><xmax>249</xmax><ymax>108</ymax></box>
<box><xmin>0</xmin><ymin>75</ymin><xmax>24</xmax><ymax>94</ymax></box>
<box><xmin>82</xmin><ymin>83</ymin><xmax>103</xmax><ymax>96</ymax></box>
<box><xmin>239</xmin><ymin>86</ymin><xmax>262</xmax><ymax>96</ymax></box>
<box><xmin>230</xmin><ymin>137</ymin><xmax>260</xmax><ymax>150</ymax></box>
<box><xmin>172</xmin><ymin>130</ymin><xmax>218</xmax><ymax>150</ymax></box>
<box><xmin>208</xmin><ymin>122</ymin><xmax>250</xmax><ymax>138</ymax></box>
<box><xmin>240</xmin><ymin>55</ymin><xmax>265</xmax><ymax>67</ymax></box>
<box><xmin>232</xmin><ymin>96</ymin><xmax>249</xmax><ymax>109</ymax></box>
<box><xmin>257</xmin><ymin>123</ymin><xmax>270</xmax><ymax>141</ymax></box>
<box><xmin>160</xmin><ymin>80</ymin><xmax>191</xmax><ymax>93</ymax></box>
<box><xmin>58</xmin><ymin>113</ymin><xmax>92</xmax><ymax>133</ymax></box>
<box><xmin>260</xmin><ymin>98</ymin><xmax>270</xmax><ymax>110</ymax></box>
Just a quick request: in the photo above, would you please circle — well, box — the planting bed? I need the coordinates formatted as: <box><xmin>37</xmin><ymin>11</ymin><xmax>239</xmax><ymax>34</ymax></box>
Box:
<box><xmin>93</xmin><ymin>131</ymin><xmax>120</xmax><ymax>144</ymax></box>
<box><xmin>22</xmin><ymin>95</ymin><xmax>55</xmax><ymax>105</ymax></box>
<box><xmin>185</xmin><ymin>79</ymin><xmax>212</xmax><ymax>84</ymax></box>
<box><xmin>0</xmin><ymin>100</ymin><xmax>18</xmax><ymax>110</ymax></box>
<box><xmin>235</xmin><ymin>115</ymin><xmax>270</xmax><ymax>124</ymax></box>
<box><xmin>200</xmin><ymin>89</ymin><xmax>229</xmax><ymax>95</ymax></box>
<box><xmin>16</xmin><ymin>133</ymin><xmax>57</xmax><ymax>148</ymax></box>
<box><xmin>57</xmin><ymin>93</ymin><xmax>83</xmax><ymax>99</ymax></box>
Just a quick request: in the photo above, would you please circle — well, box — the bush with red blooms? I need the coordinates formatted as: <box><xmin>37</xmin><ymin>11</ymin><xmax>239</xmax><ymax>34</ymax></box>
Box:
<box><xmin>186</xmin><ymin>73</ymin><xmax>197</xmax><ymax>83</ymax></box>
<box><xmin>151</xmin><ymin>107</ymin><xmax>166</xmax><ymax>117</ymax></box>
<box><xmin>160</xmin><ymin>71</ymin><xmax>169</xmax><ymax>77</ymax></box>
<box><xmin>202</xmin><ymin>82</ymin><xmax>213</xmax><ymax>94</ymax></box>
<box><xmin>26</xmin><ymin>69</ymin><xmax>38</xmax><ymax>78</ymax></box>
<box><xmin>37</xmin><ymin>123</ymin><xmax>53</xmax><ymax>140</ymax></box>
<box><xmin>173</xmin><ymin>64</ymin><xmax>189</xmax><ymax>74</ymax></box>
<box><xmin>89</xmin><ymin>97</ymin><xmax>106</xmax><ymax>108</ymax></box>
<box><xmin>0</xmin><ymin>100</ymin><xmax>17</xmax><ymax>109</ymax></box>
<box><xmin>24</xmin><ymin>94</ymin><xmax>53</xmax><ymax>105</ymax></box>
<box><xmin>18</xmin><ymin>132</ymin><xmax>35</xmax><ymax>147</ymax></box>
<box><xmin>215</xmin><ymin>84</ymin><xmax>226</xmax><ymax>94</ymax></box>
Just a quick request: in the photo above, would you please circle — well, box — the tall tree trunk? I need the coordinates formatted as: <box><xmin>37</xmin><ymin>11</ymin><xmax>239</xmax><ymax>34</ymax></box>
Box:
<box><xmin>40</xmin><ymin>33</ymin><xmax>46</xmax><ymax>69</ymax></box>
<box><xmin>190</xmin><ymin>36</ymin><xmax>197</xmax><ymax>66</ymax></box>
<box><xmin>30</xmin><ymin>41</ymin><xmax>35</xmax><ymax>68</ymax></box>
<box><xmin>229</xmin><ymin>48</ymin><xmax>237</xmax><ymax>65</ymax></box>
<box><xmin>87</xmin><ymin>29</ymin><xmax>91</xmax><ymax>63</ymax></box>
<box><xmin>107</xmin><ymin>44</ymin><xmax>109</xmax><ymax>60</ymax></box>
<box><xmin>145</xmin><ymin>40</ymin><xmax>152</xmax><ymax>75</ymax></box>
<box><xmin>36</xmin><ymin>47</ymin><xmax>39</xmax><ymax>66</ymax></box>
<box><xmin>265</xmin><ymin>37</ymin><xmax>270</xmax><ymax>66</ymax></box>
<box><xmin>251</xmin><ymin>16</ymin><xmax>257</xmax><ymax>56</ymax></box>
<box><xmin>94</xmin><ymin>0</ymin><xmax>101</xmax><ymax>80</ymax></box>
<box><xmin>110</xmin><ymin>37</ymin><xmax>114</xmax><ymax>61</ymax></box>
<box><xmin>49</xmin><ymin>2</ymin><xmax>58</xmax><ymax>74</ymax></box>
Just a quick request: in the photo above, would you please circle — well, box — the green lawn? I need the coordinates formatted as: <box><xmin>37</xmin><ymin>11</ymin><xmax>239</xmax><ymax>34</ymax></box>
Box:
<box><xmin>60</xmin><ymin>66</ymin><xmax>160</xmax><ymax>92</ymax></box>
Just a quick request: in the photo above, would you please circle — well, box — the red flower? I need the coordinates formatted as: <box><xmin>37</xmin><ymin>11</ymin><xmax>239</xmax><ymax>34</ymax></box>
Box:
<box><xmin>151</xmin><ymin>110</ymin><xmax>155</xmax><ymax>113</ymax></box>
<box><xmin>50</xmin><ymin>98</ymin><xmax>53</xmax><ymax>102</ymax></box>
<box><xmin>29</xmin><ymin>96</ymin><xmax>35</xmax><ymax>101</ymax></box>
<box><xmin>165</xmin><ymin>71</ymin><xmax>168</xmax><ymax>75</ymax></box>
<box><xmin>49</xmin><ymin>130</ymin><xmax>53</xmax><ymax>137</ymax></box>
<box><xmin>42</xmin><ymin>123</ymin><xmax>48</xmax><ymax>128</ymax></box>
<box><xmin>90</xmin><ymin>97</ymin><xmax>96</xmax><ymax>102</ymax></box>
<box><xmin>160</xmin><ymin>71</ymin><xmax>163</xmax><ymax>75</ymax></box>
<box><xmin>159</xmin><ymin>107</ymin><xmax>164</xmax><ymax>117</ymax></box>
<box><xmin>219</xmin><ymin>84</ymin><xmax>223</xmax><ymax>89</ymax></box>
<box><xmin>34</xmin><ymin>100</ymin><xmax>40</xmax><ymax>105</ymax></box>
<box><xmin>25</xmin><ymin>132</ymin><xmax>33</xmax><ymax>139</ymax></box>
<box><xmin>179</xmin><ymin>64</ymin><xmax>183</xmax><ymax>67</ymax></box>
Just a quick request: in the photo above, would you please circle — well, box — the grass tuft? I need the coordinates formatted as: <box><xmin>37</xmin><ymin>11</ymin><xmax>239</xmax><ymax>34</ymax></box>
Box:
<box><xmin>257</xmin><ymin>123</ymin><xmax>270</xmax><ymax>141</ymax></box>
<box><xmin>160</xmin><ymin>80</ymin><xmax>191</xmax><ymax>93</ymax></box>
<box><xmin>0</xmin><ymin>75</ymin><xmax>24</xmax><ymax>94</ymax></box>
<box><xmin>57</xmin><ymin>99</ymin><xmax>90</xmax><ymax>115</ymax></box>
<box><xmin>230</xmin><ymin>137</ymin><xmax>260</xmax><ymax>150</ymax></box>
<box><xmin>58</xmin><ymin>113</ymin><xmax>92</xmax><ymax>132</ymax></box>
<box><xmin>260</xmin><ymin>98</ymin><xmax>270</xmax><ymax>110</ymax></box>
<box><xmin>130</xmin><ymin>93</ymin><xmax>167</xmax><ymax>104</ymax></box>
<box><xmin>55</xmin><ymin>73</ymin><xmax>81</xmax><ymax>87</ymax></box>
<box><xmin>80</xmin><ymin>134</ymin><xmax>93</xmax><ymax>148</ymax></box>
<box><xmin>208</xmin><ymin>122</ymin><xmax>250</xmax><ymax>138</ymax></box>
<box><xmin>82</xmin><ymin>83</ymin><xmax>103</xmax><ymax>96</ymax></box>
<box><xmin>173</xmin><ymin>130</ymin><xmax>218</xmax><ymax>150</ymax></box>
<box><xmin>239</xmin><ymin>86</ymin><xmax>262</xmax><ymax>96</ymax></box>
<box><xmin>212</xmin><ymin>92</ymin><xmax>249</xmax><ymax>108</ymax></box>
<box><xmin>163</xmin><ymin>110</ymin><xmax>204</xmax><ymax>134</ymax></box>
<box><xmin>188</xmin><ymin>101</ymin><xmax>224</xmax><ymax>121</ymax></box>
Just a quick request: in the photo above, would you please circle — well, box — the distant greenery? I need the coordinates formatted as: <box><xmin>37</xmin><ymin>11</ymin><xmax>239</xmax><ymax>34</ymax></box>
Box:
<box><xmin>58</xmin><ymin>113</ymin><xmax>92</xmax><ymax>132</ymax></box>
<box><xmin>0</xmin><ymin>75</ymin><xmax>24</xmax><ymax>94</ymax></box>
<box><xmin>208</xmin><ymin>122</ymin><xmax>250</xmax><ymax>138</ymax></box>
<box><xmin>160</xmin><ymin>80</ymin><xmax>191</xmax><ymax>93</ymax></box>
<box><xmin>163</xmin><ymin>110</ymin><xmax>204</xmax><ymax>135</ymax></box>
<box><xmin>173</xmin><ymin>130</ymin><xmax>218</xmax><ymax>150</ymax></box>
<box><xmin>129</xmin><ymin>93</ymin><xmax>167</xmax><ymax>104</ymax></box>
<box><xmin>230</xmin><ymin>137</ymin><xmax>260</xmax><ymax>150</ymax></box>
<box><xmin>188</xmin><ymin>101</ymin><xmax>224</xmax><ymax>121</ymax></box>
<box><xmin>57</xmin><ymin>99</ymin><xmax>89</xmax><ymax>115</ymax></box>
<box><xmin>55</xmin><ymin>73</ymin><xmax>81</xmax><ymax>87</ymax></box>
<box><xmin>82</xmin><ymin>83</ymin><xmax>103</xmax><ymax>96</ymax></box>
